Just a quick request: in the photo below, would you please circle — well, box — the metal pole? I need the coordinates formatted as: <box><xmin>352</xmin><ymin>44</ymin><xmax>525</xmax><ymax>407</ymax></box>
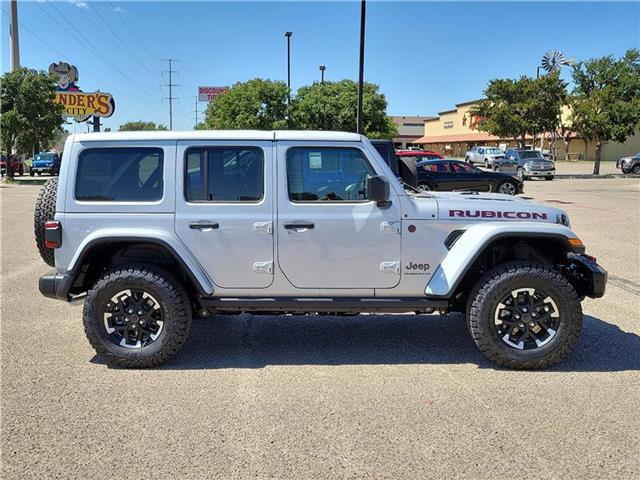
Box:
<box><xmin>9</xmin><ymin>0</ymin><xmax>20</xmax><ymax>70</ymax></box>
<box><xmin>285</xmin><ymin>32</ymin><xmax>292</xmax><ymax>107</ymax></box>
<box><xmin>533</xmin><ymin>66</ymin><xmax>541</xmax><ymax>149</ymax></box>
<box><xmin>320</xmin><ymin>65</ymin><xmax>326</xmax><ymax>83</ymax></box>
<box><xmin>92</xmin><ymin>116</ymin><xmax>100</xmax><ymax>132</ymax></box>
<box><xmin>356</xmin><ymin>0</ymin><xmax>366</xmax><ymax>134</ymax></box>
<box><xmin>168</xmin><ymin>59</ymin><xmax>173</xmax><ymax>130</ymax></box>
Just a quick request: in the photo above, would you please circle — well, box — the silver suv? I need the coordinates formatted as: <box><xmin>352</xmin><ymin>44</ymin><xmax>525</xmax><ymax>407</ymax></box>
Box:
<box><xmin>465</xmin><ymin>146</ymin><xmax>506</xmax><ymax>168</ymax></box>
<box><xmin>35</xmin><ymin>130</ymin><xmax>605</xmax><ymax>369</ymax></box>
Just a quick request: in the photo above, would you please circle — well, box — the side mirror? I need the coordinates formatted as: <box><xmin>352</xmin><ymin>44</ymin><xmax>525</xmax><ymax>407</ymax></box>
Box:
<box><xmin>367</xmin><ymin>175</ymin><xmax>391</xmax><ymax>207</ymax></box>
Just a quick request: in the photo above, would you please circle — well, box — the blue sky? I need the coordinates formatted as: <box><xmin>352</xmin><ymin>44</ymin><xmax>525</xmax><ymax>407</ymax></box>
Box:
<box><xmin>2</xmin><ymin>1</ymin><xmax>639</xmax><ymax>132</ymax></box>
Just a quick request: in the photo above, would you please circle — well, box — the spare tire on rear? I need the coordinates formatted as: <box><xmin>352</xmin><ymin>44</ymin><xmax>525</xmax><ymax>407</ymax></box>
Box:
<box><xmin>398</xmin><ymin>156</ymin><xmax>418</xmax><ymax>187</ymax></box>
<box><xmin>34</xmin><ymin>177</ymin><xmax>58</xmax><ymax>267</ymax></box>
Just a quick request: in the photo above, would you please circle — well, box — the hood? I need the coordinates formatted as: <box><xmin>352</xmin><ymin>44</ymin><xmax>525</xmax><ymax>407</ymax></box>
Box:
<box><xmin>424</xmin><ymin>191</ymin><xmax>568</xmax><ymax>225</ymax></box>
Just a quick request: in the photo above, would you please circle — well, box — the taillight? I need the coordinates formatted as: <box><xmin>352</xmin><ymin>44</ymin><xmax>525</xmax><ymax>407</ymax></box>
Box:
<box><xmin>44</xmin><ymin>220</ymin><xmax>62</xmax><ymax>249</ymax></box>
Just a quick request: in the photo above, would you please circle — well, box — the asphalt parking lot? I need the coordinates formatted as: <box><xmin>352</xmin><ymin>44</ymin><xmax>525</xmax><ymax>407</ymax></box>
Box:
<box><xmin>2</xmin><ymin>178</ymin><xmax>639</xmax><ymax>479</ymax></box>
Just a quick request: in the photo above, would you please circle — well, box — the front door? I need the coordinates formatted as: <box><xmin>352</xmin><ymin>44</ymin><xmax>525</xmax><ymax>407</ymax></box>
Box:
<box><xmin>276</xmin><ymin>142</ymin><xmax>402</xmax><ymax>289</ymax></box>
<box><xmin>175</xmin><ymin>141</ymin><xmax>274</xmax><ymax>289</ymax></box>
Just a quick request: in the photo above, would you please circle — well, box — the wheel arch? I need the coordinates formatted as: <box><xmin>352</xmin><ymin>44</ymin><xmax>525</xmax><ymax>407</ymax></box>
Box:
<box><xmin>66</xmin><ymin>236</ymin><xmax>214</xmax><ymax>298</ymax></box>
<box><xmin>425</xmin><ymin>223</ymin><xmax>584</xmax><ymax>301</ymax></box>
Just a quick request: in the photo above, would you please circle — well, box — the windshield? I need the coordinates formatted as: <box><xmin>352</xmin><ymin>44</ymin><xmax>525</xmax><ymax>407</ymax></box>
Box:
<box><xmin>520</xmin><ymin>151</ymin><xmax>543</xmax><ymax>159</ymax></box>
<box><xmin>35</xmin><ymin>154</ymin><xmax>56</xmax><ymax>161</ymax></box>
<box><xmin>485</xmin><ymin>148</ymin><xmax>503</xmax><ymax>154</ymax></box>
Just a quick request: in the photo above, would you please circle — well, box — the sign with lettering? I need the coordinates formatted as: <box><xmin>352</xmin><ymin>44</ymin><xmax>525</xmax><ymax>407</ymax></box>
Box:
<box><xmin>49</xmin><ymin>61</ymin><xmax>115</xmax><ymax>120</ymax></box>
<box><xmin>198</xmin><ymin>86</ymin><xmax>228</xmax><ymax>102</ymax></box>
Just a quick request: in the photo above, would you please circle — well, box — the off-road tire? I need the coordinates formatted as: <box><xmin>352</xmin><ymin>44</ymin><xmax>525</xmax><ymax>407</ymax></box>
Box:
<box><xmin>34</xmin><ymin>177</ymin><xmax>58</xmax><ymax>267</ymax></box>
<box><xmin>83</xmin><ymin>265</ymin><xmax>192</xmax><ymax>368</ymax></box>
<box><xmin>398</xmin><ymin>155</ymin><xmax>418</xmax><ymax>187</ymax></box>
<box><xmin>544</xmin><ymin>176</ymin><xmax>554</xmax><ymax>181</ymax></box>
<box><xmin>467</xmin><ymin>261</ymin><xmax>582</xmax><ymax>369</ymax></box>
<box><xmin>633</xmin><ymin>164</ymin><xmax>640</xmax><ymax>174</ymax></box>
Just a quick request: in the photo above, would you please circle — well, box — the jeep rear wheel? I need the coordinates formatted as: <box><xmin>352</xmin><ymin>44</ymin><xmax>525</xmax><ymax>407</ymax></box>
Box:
<box><xmin>83</xmin><ymin>266</ymin><xmax>192</xmax><ymax>368</ymax></box>
<box><xmin>467</xmin><ymin>261</ymin><xmax>582</xmax><ymax>369</ymax></box>
<box><xmin>34</xmin><ymin>177</ymin><xmax>58</xmax><ymax>267</ymax></box>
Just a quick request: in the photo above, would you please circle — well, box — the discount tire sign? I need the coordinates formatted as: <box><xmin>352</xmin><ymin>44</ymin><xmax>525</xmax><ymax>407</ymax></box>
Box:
<box><xmin>198</xmin><ymin>86</ymin><xmax>228</xmax><ymax>102</ymax></box>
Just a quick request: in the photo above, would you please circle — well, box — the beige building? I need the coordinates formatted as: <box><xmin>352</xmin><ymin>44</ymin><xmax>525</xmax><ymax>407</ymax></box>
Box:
<box><xmin>391</xmin><ymin>116</ymin><xmax>436</xmax><ymax>149</ymax></box>
<box><xmin>413</xmin><ymin>100</ymin><xmax>640</xmax><ymax>161</ymax></box>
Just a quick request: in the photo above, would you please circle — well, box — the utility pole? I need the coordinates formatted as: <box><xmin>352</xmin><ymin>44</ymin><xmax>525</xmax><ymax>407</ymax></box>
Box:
<box><xmin>162</xmin><ymin>59</ymin><xmax>179</xmax><ymax>130</ymax></box>
<box><xmin>356</xmin><ymin>0</ymin><xmax>366</xmax><ymax>134</ymax></box>
<box><xmin>193</xmin><ymin>96</ymin><xmax>200</xmax><ymax>128</ymax></box>
<box><xmin>319</xmin><ymin>65</ymin><xmax>326</xmax><ymax>84</ymax></box>
<box><xmin>9</xmin><ymin>0</ymin><xmax>20</xmax><ymax>70</ymax></box>
<box><xmin>284</xmin><ymin>31</ymin><xmax>293</xmax><ymax>127</ymax></box>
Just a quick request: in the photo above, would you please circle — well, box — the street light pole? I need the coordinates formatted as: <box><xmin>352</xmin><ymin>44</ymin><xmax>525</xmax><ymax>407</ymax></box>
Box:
<box><xmin>356</xmin><ymin>0</ymin><xmax>366</xmax><ymax>134</ymax></box>
<box><xmin>319</xmin><ymin>65</ymin><xmax>326</xmax><ymax>83</ymax></box>
<box><xmin>285</xmin><ymin>32</ymin><xmax>292</xmax><ymax>108</ymax></box>
<box><xmin>9</xmin><ymin>0</ymin><xmax>20</xmax><ymax>71</ymax></box>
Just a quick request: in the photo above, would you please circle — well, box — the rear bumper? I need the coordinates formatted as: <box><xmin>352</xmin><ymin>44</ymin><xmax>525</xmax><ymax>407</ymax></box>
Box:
<box><xmin>39</xmin><ymin>270</ymin><xmax>75</xmax><ymax>301</ymax></box>
<box><xmin>565</xmin><ymin>254</ymin><xmax>607</xmax><ymax>299</ymax></box>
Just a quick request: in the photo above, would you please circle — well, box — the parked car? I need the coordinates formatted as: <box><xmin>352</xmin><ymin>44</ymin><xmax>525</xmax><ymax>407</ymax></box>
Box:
<box><xmin>370</xmin><ymin>139</ymin><xmax>417</xmax><ymax>187</ymax></box>
<box><xmin>35</xmin><ymin>130</ymin><xmax>605</xmax><ymax>370</ymax></box>
<box><xmin>30</xmin><ymin>152</ymin><xmax>61</xmax><ymax>176</ymax></box>
<box><xmin>499</xmin><ymin>149</ymin><xmax>556</xmax><ymax>181</ymax></box>
<box><xmin>523</xmin><ymin>146</ymin><xmax>555</xmax><ymax>161</ymax></box>
<box><xmin>0</xmin><ymin>155</ymin><xmax>25</xmax><ymax>176</ymax></box>
<box><xmin>464</xmin><ymin>146</ymin><xmax>506</xmax><ymax>167</ymax></box>
<box><xmin>616</xmin><ymin>152</ymin><xmax>640</xmax><ymax>174</ymax></box>
<box><xmin>396</xmin><ymin>150</ymin><xmax>444</xmax><ymax>161</ymax></box>
<box><xmin>416</xmin><ymin>159</ymin><xmax>523</xmax><ymax>195</ymax></box>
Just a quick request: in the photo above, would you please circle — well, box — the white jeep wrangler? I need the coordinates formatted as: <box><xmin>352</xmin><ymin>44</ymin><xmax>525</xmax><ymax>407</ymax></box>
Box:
<box><xmin>36</xmin><ymin>131</ymin><xmax>606</xmax><ymax>369</ymax></box>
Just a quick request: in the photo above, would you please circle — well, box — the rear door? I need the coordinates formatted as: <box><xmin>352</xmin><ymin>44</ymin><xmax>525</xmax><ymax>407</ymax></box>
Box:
<box><xmin>175</xmin><ymin>141</ymin><xmax>274</xmax><ymax>289</ymax></box>
<box><xmin>451</xmin><ymin>162</ymin><xmax>490</xmax><ymax>191</ymax></box>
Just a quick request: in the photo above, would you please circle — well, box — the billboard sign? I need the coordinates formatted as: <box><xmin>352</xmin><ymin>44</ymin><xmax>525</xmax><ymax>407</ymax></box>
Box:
<box><xmin>49</xmin><ymin>61</ymin><xmax>115</xmax><ymax>120</ymax></box>
<box><xmin>198</xmin><ymin>86</ymin><xmax>227</xmax><ymax>102</ymax></box>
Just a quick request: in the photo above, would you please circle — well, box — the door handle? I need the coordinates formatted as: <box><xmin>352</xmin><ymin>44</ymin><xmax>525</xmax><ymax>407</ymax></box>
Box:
<box><xmin>283</xmin><ymin>222</ymin><xmax>315</xmax><ymax>230</ymax></box>
<box><xmin>189</xmin><ymin>222</ymin><xmax>219</xmax><ymax>230</ymax></box>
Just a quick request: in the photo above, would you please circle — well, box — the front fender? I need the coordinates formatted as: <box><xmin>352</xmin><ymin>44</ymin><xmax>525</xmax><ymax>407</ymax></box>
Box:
<box><xmin>425</xmin><ymin>222</ymin><xmax>582</xmax><ymax>297</ymax></box>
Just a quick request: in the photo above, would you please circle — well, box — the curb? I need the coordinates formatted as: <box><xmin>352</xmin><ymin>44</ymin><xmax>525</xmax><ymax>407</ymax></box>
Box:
<box><xmin>2</xmin><ymin>177</ymin><xmax>49</xmax><ymax>186</ymax></box>
<box><xmin>552</xmin><ymin>174</ymin><xmax>640</xmax><ymax>180</ymax></box>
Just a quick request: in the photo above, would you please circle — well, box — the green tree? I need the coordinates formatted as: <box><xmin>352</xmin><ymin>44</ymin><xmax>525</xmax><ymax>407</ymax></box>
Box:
<box><xmin>202</xmin><ymin>79</ymin><xmax>288</xmax><ymax>130</ymax></box>
<box><xmin>118</xmin><ymin>121</ymin><xmax>168</xmax><ymax>131</ymax></box>
<box><xmin>569</xmin><ymin>48</ymin><xmax>640</xmax><ymax>174</ymax></box>
<box><xmin>471</xmin><ymin>73</ymin><xmax>567</xmax><ymax>148</ymax></box>
<box><xmin>291</xmin><ymin>80</ymin><xmax>397</xmax><ymax>138</ymax></box>
<box><xmin>1</xmin><ymin>68</ymin><xmax>64</xmax><ymax>176</ymax></box>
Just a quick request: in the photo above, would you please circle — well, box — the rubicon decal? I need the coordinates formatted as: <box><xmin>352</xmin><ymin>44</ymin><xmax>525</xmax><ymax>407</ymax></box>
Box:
<box><xmin>449</xmin><ymin>210</ymin><xmax>548</xmax><ymax>220</ymax></box>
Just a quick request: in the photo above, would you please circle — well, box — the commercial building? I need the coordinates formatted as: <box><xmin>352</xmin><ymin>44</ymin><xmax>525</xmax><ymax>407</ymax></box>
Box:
<box><xmin>390</xmin><ymin>116</ymin><xmax>436</xmax><ymax>149</ymax></box>
<box><xmin>412</xmin><ymin>100</ymin><xmax>639</xmax><ymax>161</ymax></box>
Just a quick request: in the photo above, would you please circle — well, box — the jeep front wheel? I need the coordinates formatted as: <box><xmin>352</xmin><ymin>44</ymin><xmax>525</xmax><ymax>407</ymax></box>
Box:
<box><xmin>83</xmin><ymin>266</ymin><xmax>192</xmax><ymax>368</ymax></box>
<box><xmin>467</xmin><ymin>261</ymin><xmax>582</xmax><ymax>369</ymax></box>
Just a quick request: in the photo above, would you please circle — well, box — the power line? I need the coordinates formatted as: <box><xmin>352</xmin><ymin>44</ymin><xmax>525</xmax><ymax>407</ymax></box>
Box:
<box><xmin>1</xmin><ymin>7</ymin><xmax>157</xmax><ymax>105</ymax></box>
<box><xmin>162</xmin><ymin>59</ymin><xmax>180</xmax><ymax>130</ymax></box>
<box><xmin>108</xmin><ymin>1</ymin><xmax>157</xmax><ymax>60</ymax></box>
<box><xmin>86</xmin><ymin>2</ymin><xmax>158</xmax><ymax>79</ymax></box>
<box><xmin>37</xmin><ymin>1</ymin><xmax>157</xmax><ymax>99</ymax></box>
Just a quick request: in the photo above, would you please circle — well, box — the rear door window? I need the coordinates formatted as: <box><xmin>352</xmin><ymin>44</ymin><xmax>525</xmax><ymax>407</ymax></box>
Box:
<box><xmin>185</xmin><ymin>147</ymin><xmax>264</xmax><ymax>202</ymax></box>
<box><xmin>75</xmin><ymin>148</ymin><xmax>163</xmax><ymax>201</ymax></box>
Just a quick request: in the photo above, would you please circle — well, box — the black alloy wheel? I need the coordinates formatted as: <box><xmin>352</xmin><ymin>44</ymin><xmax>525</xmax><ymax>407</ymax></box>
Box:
<box><xmin>103</xmin><ymin>289</ymin><xmax>165</xmax><ymax>349</ymax></box>
<box><xmin>493</xmin><ymin>288</ymin><xmax>560</xmax><ymax>351</ymax></box>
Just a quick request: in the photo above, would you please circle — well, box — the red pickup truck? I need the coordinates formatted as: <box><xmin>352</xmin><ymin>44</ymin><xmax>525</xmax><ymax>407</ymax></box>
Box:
<box><xmin>0</xmin><ymin>155</ymin><xmax>25</xmax><ymax>176</ymax></box>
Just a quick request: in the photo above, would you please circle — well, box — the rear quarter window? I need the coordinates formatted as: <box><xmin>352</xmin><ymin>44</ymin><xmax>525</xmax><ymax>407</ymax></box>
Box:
<box><xmin>75</xmin><ymin>147</ymin><xmax>164</xmax><ymax>202</ymax></box>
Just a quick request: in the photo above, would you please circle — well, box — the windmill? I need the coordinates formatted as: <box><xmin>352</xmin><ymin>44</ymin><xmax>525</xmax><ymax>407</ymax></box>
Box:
<box><xmin>540</xmin><ymin>50</ymin><xmax>575</xmax><ymax>74</ymax></box>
